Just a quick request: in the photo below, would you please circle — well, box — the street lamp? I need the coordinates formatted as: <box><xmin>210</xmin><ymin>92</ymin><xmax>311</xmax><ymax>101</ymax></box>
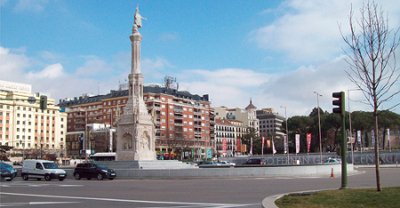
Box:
<box><xmin>347</xmin><ymin>89</ymin><xmax>361</xmax><ymax>164</ymax></box>
<box><xmin>313</xmin><ymin>91</ymin><xmax>323</xmax><ymax>164</ymax></box>
<box><xmin>280</xmin><ymin>106</ymin><xmax>289</xmax><ymax>164</ymax></box>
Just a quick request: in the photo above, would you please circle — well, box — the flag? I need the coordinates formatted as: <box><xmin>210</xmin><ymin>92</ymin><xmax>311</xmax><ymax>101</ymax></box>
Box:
<box><xmin>283</xmin><ymin>135</ymin><xmax>288</xmax><ymax>154</ymax></box>
<box><xmin>295</xmin><ymin>134</ymin><xmax>300</xmax><ymax>154</ymax></box>
<box><xmin>272</xmin><ymin>138</ymin><xmax>277</xmax><ymax>154</ymax></box>
<box><xmin>222</xmin><ymin>138</ymin><xmax>227</xmax><ymax>153</ymax></box>
<box><xmin>371</xmin><ymin>129</ymin><xmax>375</xmax><ymax>146</ymax></box>
<box><xmin>306</xmin><ymin>133</ymin><xmax>312</xmax><ymax>153</ymax></box>
<box><xmin>357</xmin><ymin>130</ymin><xmax>361</xmax><ymax>143</ymax></box>
<box><xmin>266</xmin><ymin>139</ymin><xmax>271</xmax><ymax>149</ymax></box>
<box><xmin>387</xmin><ymin>129</ymin><xmax>391</xmax><ymax>151</ymax></box>
<box><xmin>236</xmin><ymin>137</ymin><xmax>241</xmax><ymax>153</ymax></box>
<box><xmin>250</xmin><ymin>137</ymin><xmax>253</xmax><ymax>155</ymax></box>
<box><xmin>262</xmin><ymin>137</ymin><xmax>265</xmax><ymax>155</ymax></box>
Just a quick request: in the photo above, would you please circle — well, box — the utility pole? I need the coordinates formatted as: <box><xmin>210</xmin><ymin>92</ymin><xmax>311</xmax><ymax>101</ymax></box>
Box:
<box><xmin>314</xmin><ymin>91</ymin><xmax>323</xmax><ymax>164</ymax></box>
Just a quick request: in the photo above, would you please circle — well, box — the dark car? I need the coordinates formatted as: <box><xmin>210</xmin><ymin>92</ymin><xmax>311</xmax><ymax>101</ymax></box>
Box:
<box><xmin>0</xmin><ymin>162</ymin><xmax>17</xmax><ymax>181</ymax></box>
<box><xmin>245</xmin><ymin>158</ymin><xmax>266</xmax><ymax>165</ymax></box>
<box><xmin>73</xmin><ymin>162</ymin><xmax>116</xmax><ymax>180</ymax></box>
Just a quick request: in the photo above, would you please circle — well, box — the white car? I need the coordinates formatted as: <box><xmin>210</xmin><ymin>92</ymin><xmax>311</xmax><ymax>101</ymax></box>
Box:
<box><xmin>21</xmin><ymin>159</ymin><xmax>67</xmax><ymax>181</ymax></box>
<box><xmin>218</xmin><ymin>161</ymin><xmax>236</xmax><ymax>166</ymax></box>
<box><xmin>324</xmin><ymin>158</ymin><xmax>341</xmax><ymax>164</ymax></box>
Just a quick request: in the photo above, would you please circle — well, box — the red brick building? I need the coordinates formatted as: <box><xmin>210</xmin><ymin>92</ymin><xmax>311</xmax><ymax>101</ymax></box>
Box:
<box><xmin>59</xmin><ymin>86</ymin><xmax>214</xmax><ymax>160</ymax></box>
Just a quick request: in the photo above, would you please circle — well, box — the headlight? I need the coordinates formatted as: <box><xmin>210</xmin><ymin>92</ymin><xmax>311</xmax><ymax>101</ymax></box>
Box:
<box><xmin>101</xmin><ymin>169</ymin><xmax>108</xmax><ymax>173</ymax></box>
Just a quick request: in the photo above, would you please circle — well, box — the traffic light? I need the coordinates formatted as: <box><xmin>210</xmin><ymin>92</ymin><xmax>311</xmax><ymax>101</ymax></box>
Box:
<box><xmin>39</xmin><ymin>95</ymin><xmax>47</xmax><ymax>111</ymax></box>
<box><xmin>332</xmin><ymin>91</ymin><xmax>345</xmax><ymax>115</ymax></box>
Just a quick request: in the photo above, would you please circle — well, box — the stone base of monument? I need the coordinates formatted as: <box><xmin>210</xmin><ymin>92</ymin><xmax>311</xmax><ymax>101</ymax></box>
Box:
<box><xmin>98</xmin><ymin>160</ymin><xmax>198</xmax><ymax>170</ymax></box>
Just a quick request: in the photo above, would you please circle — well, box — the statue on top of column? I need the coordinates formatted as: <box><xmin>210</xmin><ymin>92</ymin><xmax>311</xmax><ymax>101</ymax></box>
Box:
<box><xmin>134</xmin><ymin>6</ymin><xmax>144</xmax><ymax>28</ymax></box>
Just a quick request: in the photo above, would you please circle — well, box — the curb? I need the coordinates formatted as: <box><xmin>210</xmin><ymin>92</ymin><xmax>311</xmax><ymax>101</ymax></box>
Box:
<box><xmin>261</xmin><ymin>194</ymin><xmax>284</xmax><ymax>208</ymax></box>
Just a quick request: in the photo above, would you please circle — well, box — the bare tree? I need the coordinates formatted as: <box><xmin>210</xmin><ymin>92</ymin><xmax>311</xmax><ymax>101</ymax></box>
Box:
<box><xmin>341</xmin><ymin>1</ymin><xmax>400</xmax><ymax>191</ymax></box>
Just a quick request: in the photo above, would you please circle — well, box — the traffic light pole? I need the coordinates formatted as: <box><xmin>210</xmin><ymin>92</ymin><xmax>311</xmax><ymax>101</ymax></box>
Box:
<box><xmin>340</xmin><ymin>112</ymin><xmax>347</xmax><ymax>189</ymax></box>
<box><xmin>332</xmin><ymin>91</ymin><xmax>347</xmax><ymax>189</ymax></box>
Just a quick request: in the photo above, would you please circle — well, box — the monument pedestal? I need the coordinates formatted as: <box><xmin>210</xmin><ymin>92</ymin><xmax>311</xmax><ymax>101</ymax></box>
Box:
<box><xmin>99</xmin><ymin>160</ymin><xmax>198</xmax><ymax>170</ymax></box>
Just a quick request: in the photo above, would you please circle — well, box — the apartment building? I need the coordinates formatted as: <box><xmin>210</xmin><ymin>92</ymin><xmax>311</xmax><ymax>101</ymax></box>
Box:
<box><xmin>59</xmin><ymin>85</ymin><xmax>213</xmax><ymax>159</ymax></box>
<box><xmin>0</xmin><ymin>80</ymin><xmax>67</xmax><ymax>159</ymax></box>
<box><xmin>256</xmin><ymin>108</ymin><xmax>285</xmax><ymax>139</ymax></box>
<box><xmin>214</xmin><ymin>118</ymin><xmax>246</xmax><ymax>157</ymax></box>
<box><xmin>214</xmin><ymin>99</ymin><xmax>260</xmax><ymax>134</ymax></box>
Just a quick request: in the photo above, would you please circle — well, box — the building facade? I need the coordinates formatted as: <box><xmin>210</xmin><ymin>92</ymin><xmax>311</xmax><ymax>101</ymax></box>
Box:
<box><xmin>256</xmin><ymin>108</ymin><xmax>285</xmax><ymax>139</ymax></box>
<box><xmin>214</xmin><ymin>99</ymin><xmax>260</xmax><ymax>134</ymax></box>
<box><xmin>214</xmin><ymin>118</ymin><xmax>246</xmax><ymax>157</ymax></box>
<box><xmin>0</xmin><ymin>80</ymin><xmax>67</xmax><ymax>159</ymax></box>
<box><xmin>59</xmin><ymin>86</ymin><xmax>213</xmax><ymax>160</ymax></box>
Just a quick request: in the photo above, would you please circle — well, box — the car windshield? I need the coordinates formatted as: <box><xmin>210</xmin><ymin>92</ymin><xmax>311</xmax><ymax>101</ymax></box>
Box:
<box><xmin>95</xmin><ymin>163</ymin><xmax>108</xmax><ymax>170</ymax></box>
<box><xmin>43</xmin><ymin>162</ymin><xmax>58</xmax><ymax>169</ymax></box>
<box><xmin>1</xmin><ymin>163</ymin><xmax>13</xmax><ymax>171</ymax></box>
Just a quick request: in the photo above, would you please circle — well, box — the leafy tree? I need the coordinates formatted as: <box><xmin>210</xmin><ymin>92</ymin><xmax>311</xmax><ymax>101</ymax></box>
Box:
<box><xmin>241</xmin><ymin>127</ymin><xmax>261</xmax><ymax>154</ymax></box>
<box><xmin>287</xmin><ymin>116</ymin><xmax>312</xmax><ymax>153</ymax></box>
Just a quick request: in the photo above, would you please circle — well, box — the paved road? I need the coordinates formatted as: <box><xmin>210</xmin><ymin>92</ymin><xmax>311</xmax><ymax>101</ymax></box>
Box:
<box><xmin>1</xmin><ymin>167</ymin><xmax>399</xmax><ymax>208</ymax></box>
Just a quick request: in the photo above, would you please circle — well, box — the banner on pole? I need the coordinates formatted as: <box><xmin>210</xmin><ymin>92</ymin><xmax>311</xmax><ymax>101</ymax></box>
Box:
<box><xmin>250</xmin><ymin>137</ymin><xmax>253</xmax><ymax>155</ymax></box>
<box><xmin>284</xmin><ymin>135</ymin><xmax>288</xmax><ymax>154</ymax></box>
<box><xmin>357</xmin><ymin>130</ymin><xmax>361</xmax><ymax>143</ymax></box>
<box><xmin>272</xmin><ymin>138</ymin><xmax>277</xmax><ymax>154</ymax></box>
<box><xmin>371</xmin><ymin>129</ymin><xmax>375</xmax><ymax>146</ymax></box>
<box><xmin>236</xmin><ymin>137</ymin><xmax>241</xmax><ymax>153</ymax></box>
<box><xmin>266</xmin><ymin>139</ymin><xmax>271</xmax><ymax>149</ymax></box>
<box><xmin>387</xmin><ymin>128</ymin><xmax>391</xmax><ymax>151</ymax></box>
<box><xmin>261</xmin><ymin>137</ymin><xmax>265</xmax><ymax>155</ymax></box>
<box><xmin>295</xmin><ymin>134</ymin><xmax>300</xmax><ymax>154</ymax></box>
<box><xmin>222</xmin><ymin>138</ymin><xmax>227</xmax><ymax>153</ymax></box>
<box><xmin>306</xmin><ymin>133</ymin><xmax>312</xmax><ymax>153</ymax></box>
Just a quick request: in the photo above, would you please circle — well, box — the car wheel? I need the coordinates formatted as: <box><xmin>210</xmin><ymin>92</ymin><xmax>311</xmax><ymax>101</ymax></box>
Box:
<box><xmin>74</xmin><ymin>173</ymin><xmax>81</xmax><ymax>180</ymax></box>
<box><xmin>109</xmin><ymin>178</ymin><xmax>114</xmax><ymax>180</ymax></box>
<box><xmin>87</xmin><ymin>178</ymin><xmax>91</xmax><ymax>180</ymax></box>
<box><xmin>97</xmin><ymin>173</ymin><xmax>104</xmax><ymax>180</ymax></box>
<box><xmin>44</xmin><ymin>174</ymin><xmax>51</xmax><ymax>181</ymax></box>
<box><xmin>23</xmin><ymin>175</ymin><xmax>29</xmax><ymax>181</ymax></box>
<box><xmin>59</xmin><ymin>178</ymin><xmax>64</xmax><ymax>181</ymax></box>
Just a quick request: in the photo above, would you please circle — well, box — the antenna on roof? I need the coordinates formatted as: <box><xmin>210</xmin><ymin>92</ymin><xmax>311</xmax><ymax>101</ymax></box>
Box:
<box><xmin>164</xmin><ymin>75</ymin><xmax>178</xmax><ymax>90</ymax></box>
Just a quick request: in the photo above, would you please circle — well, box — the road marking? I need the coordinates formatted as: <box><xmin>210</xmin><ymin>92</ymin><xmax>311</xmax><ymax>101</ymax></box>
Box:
<box><xmin>0</xmin><ymin>183</ymin><xmax>83</xmax><ymax>188</ymax></box>
<box><xmin>0</xmin><ymin>192</ymin><xmax>255</xmax><ymax>208</ymax></box>
<box><xmin>0</xmin><ymin>201</ymin><xmax>79</xmax><ymax>207</ymax></box>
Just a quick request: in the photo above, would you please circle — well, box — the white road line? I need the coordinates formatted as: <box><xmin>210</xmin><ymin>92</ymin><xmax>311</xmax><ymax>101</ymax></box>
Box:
<box><xmin>0</xmin><ymin>201</ymin><xmax>79</xmax><ymax>207</ymax></box>
<box><xmin>0</xmin><ymin>192</ymin><xmax>254</xmax><ymax>208</ymax></box>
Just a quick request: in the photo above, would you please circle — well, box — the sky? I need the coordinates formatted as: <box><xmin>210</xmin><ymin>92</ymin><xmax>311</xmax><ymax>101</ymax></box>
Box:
<box><xmin>1</xmin><ymin>0</ymin><xmax>399</xmax><ymax>117</ymax></box>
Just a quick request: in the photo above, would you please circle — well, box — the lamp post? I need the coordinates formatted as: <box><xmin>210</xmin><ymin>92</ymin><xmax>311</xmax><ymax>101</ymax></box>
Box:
<box><xmin>313</xmin><ymin>91</ymin><xmax>323</xmax><ymax>164</ymax></box>
<box><xmin>280</xmin><ymin>106</ymin><xmax>289</xmax><ymax>164</ymax></box>
<box><xmin>40</xmin><ymin>139</ymin><xmax>44</xmax><ymax>159</ymax></box>
<box><xmin>23</xmin><ymin>119</ymin><xmax>27</xmax><ymax>159</ymax></box>
<box><xmin>347</xmin><ymin>89</ymin><xmax>360</xmax><ymax>164</ymax></box>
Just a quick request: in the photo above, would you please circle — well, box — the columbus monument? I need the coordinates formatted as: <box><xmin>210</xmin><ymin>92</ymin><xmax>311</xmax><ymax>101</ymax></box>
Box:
<box><xmin>116</xmin><ymin>6</ymin><xmax>156</xmax><ymax>161</ymax></box>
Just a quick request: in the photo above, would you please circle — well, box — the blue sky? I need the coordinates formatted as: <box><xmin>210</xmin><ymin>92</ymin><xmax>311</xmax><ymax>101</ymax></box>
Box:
<box><xmin>1</xmin><ymin>0</ymin><xmax>399</xmax><ymax>116</ymax></box>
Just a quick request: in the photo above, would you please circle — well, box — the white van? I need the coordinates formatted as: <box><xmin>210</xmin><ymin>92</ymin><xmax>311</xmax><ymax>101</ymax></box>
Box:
<box><xmin>21</xmin><ymin>160</ymin><xmax>66</xmax><ymax>181</ymax></box>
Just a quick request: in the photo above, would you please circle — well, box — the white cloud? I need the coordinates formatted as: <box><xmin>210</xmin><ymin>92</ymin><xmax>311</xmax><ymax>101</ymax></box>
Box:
<box><xmin>27</xmin><ymin>63</ymin><xmax>64</xmax><ymax>79</ymax></box>
<box><xmin>142</xmin><ymin>57</ymin><xmax>174</xmax><ymax>82</ymax></box>
<box><xmin>0</xmin><ymin>46</ymin><xmax>31</xmax><ymax>76</ymax></box>
<box><xmin>178</xmin><ymin>68</ymin><xmax>270</xmax><ymax>110</ymax></box>
<box><xmin>250</xmin><ymin>0</ymin><xmax>400</xmax><ymax>64</ymax></box>
<box><xmin>0</xmin><ymin>46</ymin><xmax>121</xmax><ymax>101</ymax></box>
<box><xmin>14</xmin><ymin>0</ymin><xmax>48</xmax><ymax>13</ymax></box>
<box><xmin>158</xmin><ymin>32</ymin><xmax>179</xmax><ymax>42</ymax></box>
<box><xmin>75</xmin><ymin>56</ymin><xmax>112</xmax><ymax>78</ymax></box>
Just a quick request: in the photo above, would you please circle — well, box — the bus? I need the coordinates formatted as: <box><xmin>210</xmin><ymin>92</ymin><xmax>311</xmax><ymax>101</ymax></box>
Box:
<box><xmin>89</xmin><ymin>152</ymin><xmax>116</xmax><ymax>161</ymax></box>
